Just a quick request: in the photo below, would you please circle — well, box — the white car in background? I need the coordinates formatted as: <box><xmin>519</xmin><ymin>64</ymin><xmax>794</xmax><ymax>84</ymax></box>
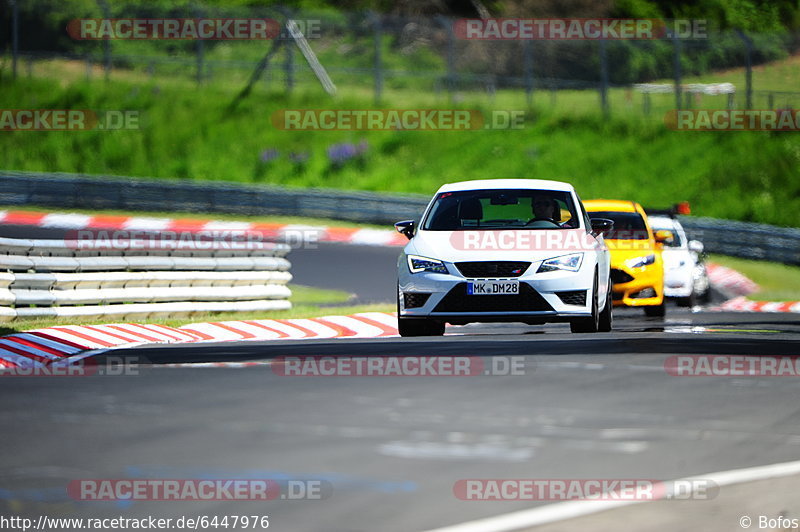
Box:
<box><xmin>647</xmin><ymin>214</ymin><xmax>710</xmax><ymax>307</ymax></box>
<box><xmin>394</xmin><ymin>179</ymin><xmax>613</xmax><ymax>336</ymax></box>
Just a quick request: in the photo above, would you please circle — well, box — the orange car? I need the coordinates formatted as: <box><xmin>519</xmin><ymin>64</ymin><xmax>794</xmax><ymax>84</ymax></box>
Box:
<box><xmin>584</xmin><ymin>200</ymin><xmax>670</xmax><ymax>317</ymax></box>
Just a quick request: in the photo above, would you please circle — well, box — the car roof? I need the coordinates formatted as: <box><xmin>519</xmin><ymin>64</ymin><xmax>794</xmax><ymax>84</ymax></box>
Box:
<box><xmin>583</xmin><ymin>199</ymin><xmax>640</xmax><ymax>213</ymax></box>
<box><xmin>436</xmin><ymin>179</ymin><xmax>576</xmax><ymax>194</ymax></box>
<box><xmin>648</xmin><ymin>215</ymin><xmax>681</xmax><ymax>229</ymax></box>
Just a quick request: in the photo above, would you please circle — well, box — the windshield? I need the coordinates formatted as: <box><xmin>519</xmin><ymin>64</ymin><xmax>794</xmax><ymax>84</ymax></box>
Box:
<box><xmin>589</xmin><ymin>211</ymin><xmax>650</xmax><ymax>240</ymax></box>
<box><xmin>422</xmin><ymin>189</ymin><xmax>579</xmax><ymax>231</ymax></box>
<box><xmin>650</xmin><ymin>221</ymin><xmax>684</xmax><ymax>247</ymax></box>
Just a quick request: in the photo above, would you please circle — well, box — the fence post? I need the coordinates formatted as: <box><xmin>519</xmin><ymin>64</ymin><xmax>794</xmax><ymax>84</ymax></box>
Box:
<box><xmin>440</xmin><ymin>16</ymin><xmax>456</xmax><ymax>102</ymax></box>
<box><xmin>672</xmin><ymin>31</ymin><xmax>682</xmax><ymax>110</ymax></box>
<box><xmin>195</xmin><ymin>4</ymin><xmax>205</xmax><ymax>85</ymax></box>
<box><xmin>86</xmin><ymin>55</ymin><xmax>93</xmax><ymax>81</ymax></box>
<box><xmin>11</xmin><ymin>0</ymin><xmax>19</xmax><ymax>79</ymax></box>
<box><xmin>768</xmin><ymin>93</ymin><xmax>774</xmax><ymax>109</ymax></box>
<box><xmin>285</xmin><ymin>31</ymin><xmax>294</xmax><ymax>94</ymax></box>
<box><xmin>523</xmin><ymin>39</ymin><xmax>534</xmax><ymax>108</ymax></box>
<box><xmin>735</xmin><ymin>30</ymin><xmax>753</xmax><ymax>110</ymax></box>
<box><xmin>599</xmin><ymin>38</ymin><xmax>609</xmax><ymax>117</ymax></box>
<box><xmin>372</xmin><ymin>12</ymin><xmax>383</xmax><ymax>105</ymax></box>
<box><xmin>98</xmin><ymin>0</ymin><xmax>112</xmax><ymax>80</ymax></box>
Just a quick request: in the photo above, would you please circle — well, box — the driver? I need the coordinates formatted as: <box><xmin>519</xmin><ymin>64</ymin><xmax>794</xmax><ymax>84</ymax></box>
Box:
<box><xmin>531</xmin><ymin>195</ymin><xmax>559</xmax><ymax>220</ymax></box>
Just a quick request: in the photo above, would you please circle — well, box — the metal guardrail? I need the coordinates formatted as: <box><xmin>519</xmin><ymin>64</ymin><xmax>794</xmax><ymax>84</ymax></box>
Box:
<box><xmin>0</xmin><ymin>171</ymin><xmax>429</xmax><ymax>225</ymax></box>
<box><xmin>2</xmin><ymin>171</ymin><xmax>799</xmax><ymax>265</ymax></box>
<box><xmin>0</xmin><ymin>235</ymin><xmax>292</xmax><ymax>321</ymax></box>
<box><xmin>679</xmin><ymin>216</ymin><xmax>800</xmax><ymax>266</ymax></box>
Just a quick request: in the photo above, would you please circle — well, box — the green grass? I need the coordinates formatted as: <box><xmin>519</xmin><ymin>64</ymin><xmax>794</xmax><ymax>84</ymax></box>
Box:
<box><xmin>0</xmin><ymin>284</ymin><xmax>394</xmax><ymax>336</ymax></box>
<box><xmin>710</xmin><ymin>254</ymin><xmax>800</xmax><ymax>301</ymax></box>
<box><xmin>2</xmin><ymin>55</ymin><xmax>800</xmax><ymax>227</ymax></box>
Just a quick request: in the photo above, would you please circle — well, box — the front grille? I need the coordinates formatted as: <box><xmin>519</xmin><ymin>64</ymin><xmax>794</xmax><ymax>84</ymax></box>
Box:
<box><xmin>612</xmin><ymin>291</ymin><xmax>624</xmax><ymax>301</ymax></box>
<box><xmin>610</xmin><ymin>268</ymin><xmax>634</xmax><ymax>284</ymax></box>
<box><xmin>455</xmin><ymin>261</ymin><xmax>531</xmax><ymax>278</ymax></box>
<box><xmin>403</xmin><ymin>292</ymin><xmax>431</xmax><ymax>309</ymax></box>
<box><xmin>556</xmin><ymin>290</ymin><xmax>586</xmax><ymax>306</ymax></box>
<box><xmin>433</xmin><ymin>283</ymin><xmax>553</xmax><ymax>313</ymax></box>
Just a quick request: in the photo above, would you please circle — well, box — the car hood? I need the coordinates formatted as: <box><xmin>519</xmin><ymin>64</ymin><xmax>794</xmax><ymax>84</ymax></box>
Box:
<box><xmin>405</xmin><ymin>228</ymin><xmax>596</xmax><ymax>264</ymax></box>
<box><xmin>605</xmin><ymin>241</ymin><xmax>660</xmax><ymax>269</ymax></box>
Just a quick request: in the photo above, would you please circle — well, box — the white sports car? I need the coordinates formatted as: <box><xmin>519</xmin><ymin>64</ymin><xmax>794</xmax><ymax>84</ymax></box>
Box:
<box><xmin>395</xmin><ymin>179</ymin><xmax>613</xmax><ymax>336</ymax></box>
<box><xmin>647</xmin><ymin>214</ymin><xmax>710</xmax><ymax>306</ymax></box>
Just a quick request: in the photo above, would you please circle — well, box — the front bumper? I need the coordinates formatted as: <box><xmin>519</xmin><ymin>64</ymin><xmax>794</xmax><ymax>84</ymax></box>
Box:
<box><xmin>398</xmin><ymin>260</ymin><xmax>596</xmax><ymax>324</ymax></box>
<box><xmin>610</xmin><ymin>266</ymin><xmax>664</xmax><ymax>307</ymax></box>
<box><xmin>663</xmin><ymin>266</ymin><xmax>694</xmax><ymax>298</ymax></box>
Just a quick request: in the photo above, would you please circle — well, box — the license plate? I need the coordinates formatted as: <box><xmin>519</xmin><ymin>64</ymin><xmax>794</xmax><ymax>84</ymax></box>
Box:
<box><xmin>467</xmin><ymin>280</ymin><xmax>519</xmax><ymax>295</ymax></box>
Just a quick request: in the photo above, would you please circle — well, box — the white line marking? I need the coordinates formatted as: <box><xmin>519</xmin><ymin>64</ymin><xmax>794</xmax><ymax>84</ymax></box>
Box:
<box><xmin>423</xmin><ymin>458</ymin><xmax>800</xmax><ymax>532</ymax></box>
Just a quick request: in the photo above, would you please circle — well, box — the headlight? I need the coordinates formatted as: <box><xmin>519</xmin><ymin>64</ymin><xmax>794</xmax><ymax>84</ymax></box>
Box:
<box><xmin>626</xmin><ymin>254</ymin><xmax>656</xmax><ymax>269</ymax></box>
<box><xmin>407</xmin><ymin>255</ymin><xmax>448</xmax><ymax>274</ymax></box>
<box><xmin>537</xmin><ymin>253</ymin><xmax>583</xmax><ymax>273</ymax></box>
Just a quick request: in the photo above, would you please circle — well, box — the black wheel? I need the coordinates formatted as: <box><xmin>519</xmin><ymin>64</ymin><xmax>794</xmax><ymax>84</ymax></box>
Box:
<box><xmin>571</xmin><ymin>275</ymin><xmax>599</xmax><ymax>333</ymax></box>
<box><xmin>598</xmin><ymin>280</ymin><xmax>613</xmax><ymax>332</ymax></box>
<box><xmin>398</xmin><ymin>318</ymin><xmax>445</xmax><ymax>337</ymax></box>
<box><xmin>644</xmin><ymin>302</ymin><xmax>666</xmax><ymax>317</ymax></box>
<box><xmin>397</xmin><ymin>292</ymin><xmax>444</xmax><ymax>337</ymax></box>
<box><xmin>676</xmin><ymin>292</ymin><xmax>696</xmax><ymax>307</ymax></box>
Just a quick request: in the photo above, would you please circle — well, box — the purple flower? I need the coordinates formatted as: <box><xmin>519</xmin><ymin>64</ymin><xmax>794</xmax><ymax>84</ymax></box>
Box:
<box><xmin>326</xmin><ymin>141</ymin><xmax>368</xmax><ymax>166</ymax></box>
<box><xmin>260</xmin><ymin>148</ymin><xmax>280</xmax><ymax>163</ymax></box>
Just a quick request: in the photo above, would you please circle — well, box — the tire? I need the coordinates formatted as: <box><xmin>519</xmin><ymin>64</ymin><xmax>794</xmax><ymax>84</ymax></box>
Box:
<box><xmin>571</xmin><ymin>275</ymin><xmax>599</xmax><ymax>333</ymax></box>
<box><xmin>644</xmin><ymin>302</ymin><xmax>666</xmax><ymax>317</ymax></box>
<box><xmin>598</xmin><ymin>280</ymin><xmax>613</xmax><ymax>332</ymax></box>
<box><xmin>397</xmin><ymin>293</ymin><xmax>445</xmax><ymax>337</ymax></box>
<box><xmin>676</xmin><ymin>292</ymin><xmax>696</xmax><ymax>308</ymax></box>
<box><xmin>398</xmin><ymin>317</ymin><xmax>445</xmax><ymax>337</ymax></box>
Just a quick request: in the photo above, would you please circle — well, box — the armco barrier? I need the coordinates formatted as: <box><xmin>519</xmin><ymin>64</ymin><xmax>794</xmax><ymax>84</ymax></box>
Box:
<box><xmin>0</xmin><ymin>170</ymin><xmax>429</xmax><ymax>225</ymax></box>
<box><xmin>0</xmin><ymin>236</ymin><xmax>292</xmax><ymax>321</ymax></box>
<box><xmin>2</xmin><ymin>171</ymin><xmax>799</xmax><ymax>265</ymax></box>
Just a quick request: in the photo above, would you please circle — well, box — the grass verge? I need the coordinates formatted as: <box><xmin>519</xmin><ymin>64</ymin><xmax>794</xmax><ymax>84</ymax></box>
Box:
<box><xmin>710</xmin><ymin>254</ymin><xmax>800</xmax><ymax>302</ymax></box>
<box><xmin>2</xmin><ymin>55</ymin><xmax>800</xmax><ymax>227</ymax></box>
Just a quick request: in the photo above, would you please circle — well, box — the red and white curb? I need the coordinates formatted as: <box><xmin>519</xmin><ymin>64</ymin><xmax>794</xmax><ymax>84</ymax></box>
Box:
<box><xmin>715</xmin><ymin>297</ymin><xmax>800</xmax><ymax>313</ymax></box>
<box><xmin>706</xmin><ymin>263</ymin><xmax>800</xmax><ymax>313</ymax></box>
<box><xmin>0</xmin><ymin>312</ymin><xmax>399</xmax><ymax>370</ymax></box>
<box><xmin>0</xmin><ymin>209</ymin><xmax>407</xmax><ymax>247</ymax></box>
<box><xmin>706</xmin><ymin>263</ymin><xmax>759</xmax><ymax>296</ymax></box>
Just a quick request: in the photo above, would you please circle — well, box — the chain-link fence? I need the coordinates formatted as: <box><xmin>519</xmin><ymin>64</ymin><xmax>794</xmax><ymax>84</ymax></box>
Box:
<box><xmin>3</xmin><ymin>2</ymin><xmax>800</xmax><ymax>114</ymax></box>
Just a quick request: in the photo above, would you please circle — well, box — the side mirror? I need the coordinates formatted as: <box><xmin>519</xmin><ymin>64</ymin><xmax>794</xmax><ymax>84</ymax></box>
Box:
<box><xmin>688</xmin><ymin>240</ymin><xmax>704</xmax><ymax>254</ymax></box>
<box><xmin>394</xmin><ymin>220</ymin><xmax>416</xmax><ymax>240</ymax></box>
<box><xmin>590</xmin><ymin>218</ymin><xmax>613</xmax><ymax>235</ymax></box>
<box><xmin>654</xmin><ymin>230</ymin><xmax>673</xmax><ymax>243</ymax></box>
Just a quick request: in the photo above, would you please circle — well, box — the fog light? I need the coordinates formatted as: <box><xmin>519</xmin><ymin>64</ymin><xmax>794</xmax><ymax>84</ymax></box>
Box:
<box><xmin>632</xmin><ymin>288</ymin><xmax>656</xmax><ymax>299</ymax></box>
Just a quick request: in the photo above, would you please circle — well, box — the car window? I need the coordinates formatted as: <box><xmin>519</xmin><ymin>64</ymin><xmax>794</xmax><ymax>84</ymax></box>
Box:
<box><xmin>649</xmin><ymin>219</ymin><xmax>684</xmax><ymax>247</ymax></box>
<box><xmin>422</xmin><ymin>189</ymin><xmax>579</xmax><ymax>231</ymax></box>
<box><xmin>588</xmin><ymin>211</ymin><xmax>650</xmax><ymax>240</ymax></box>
